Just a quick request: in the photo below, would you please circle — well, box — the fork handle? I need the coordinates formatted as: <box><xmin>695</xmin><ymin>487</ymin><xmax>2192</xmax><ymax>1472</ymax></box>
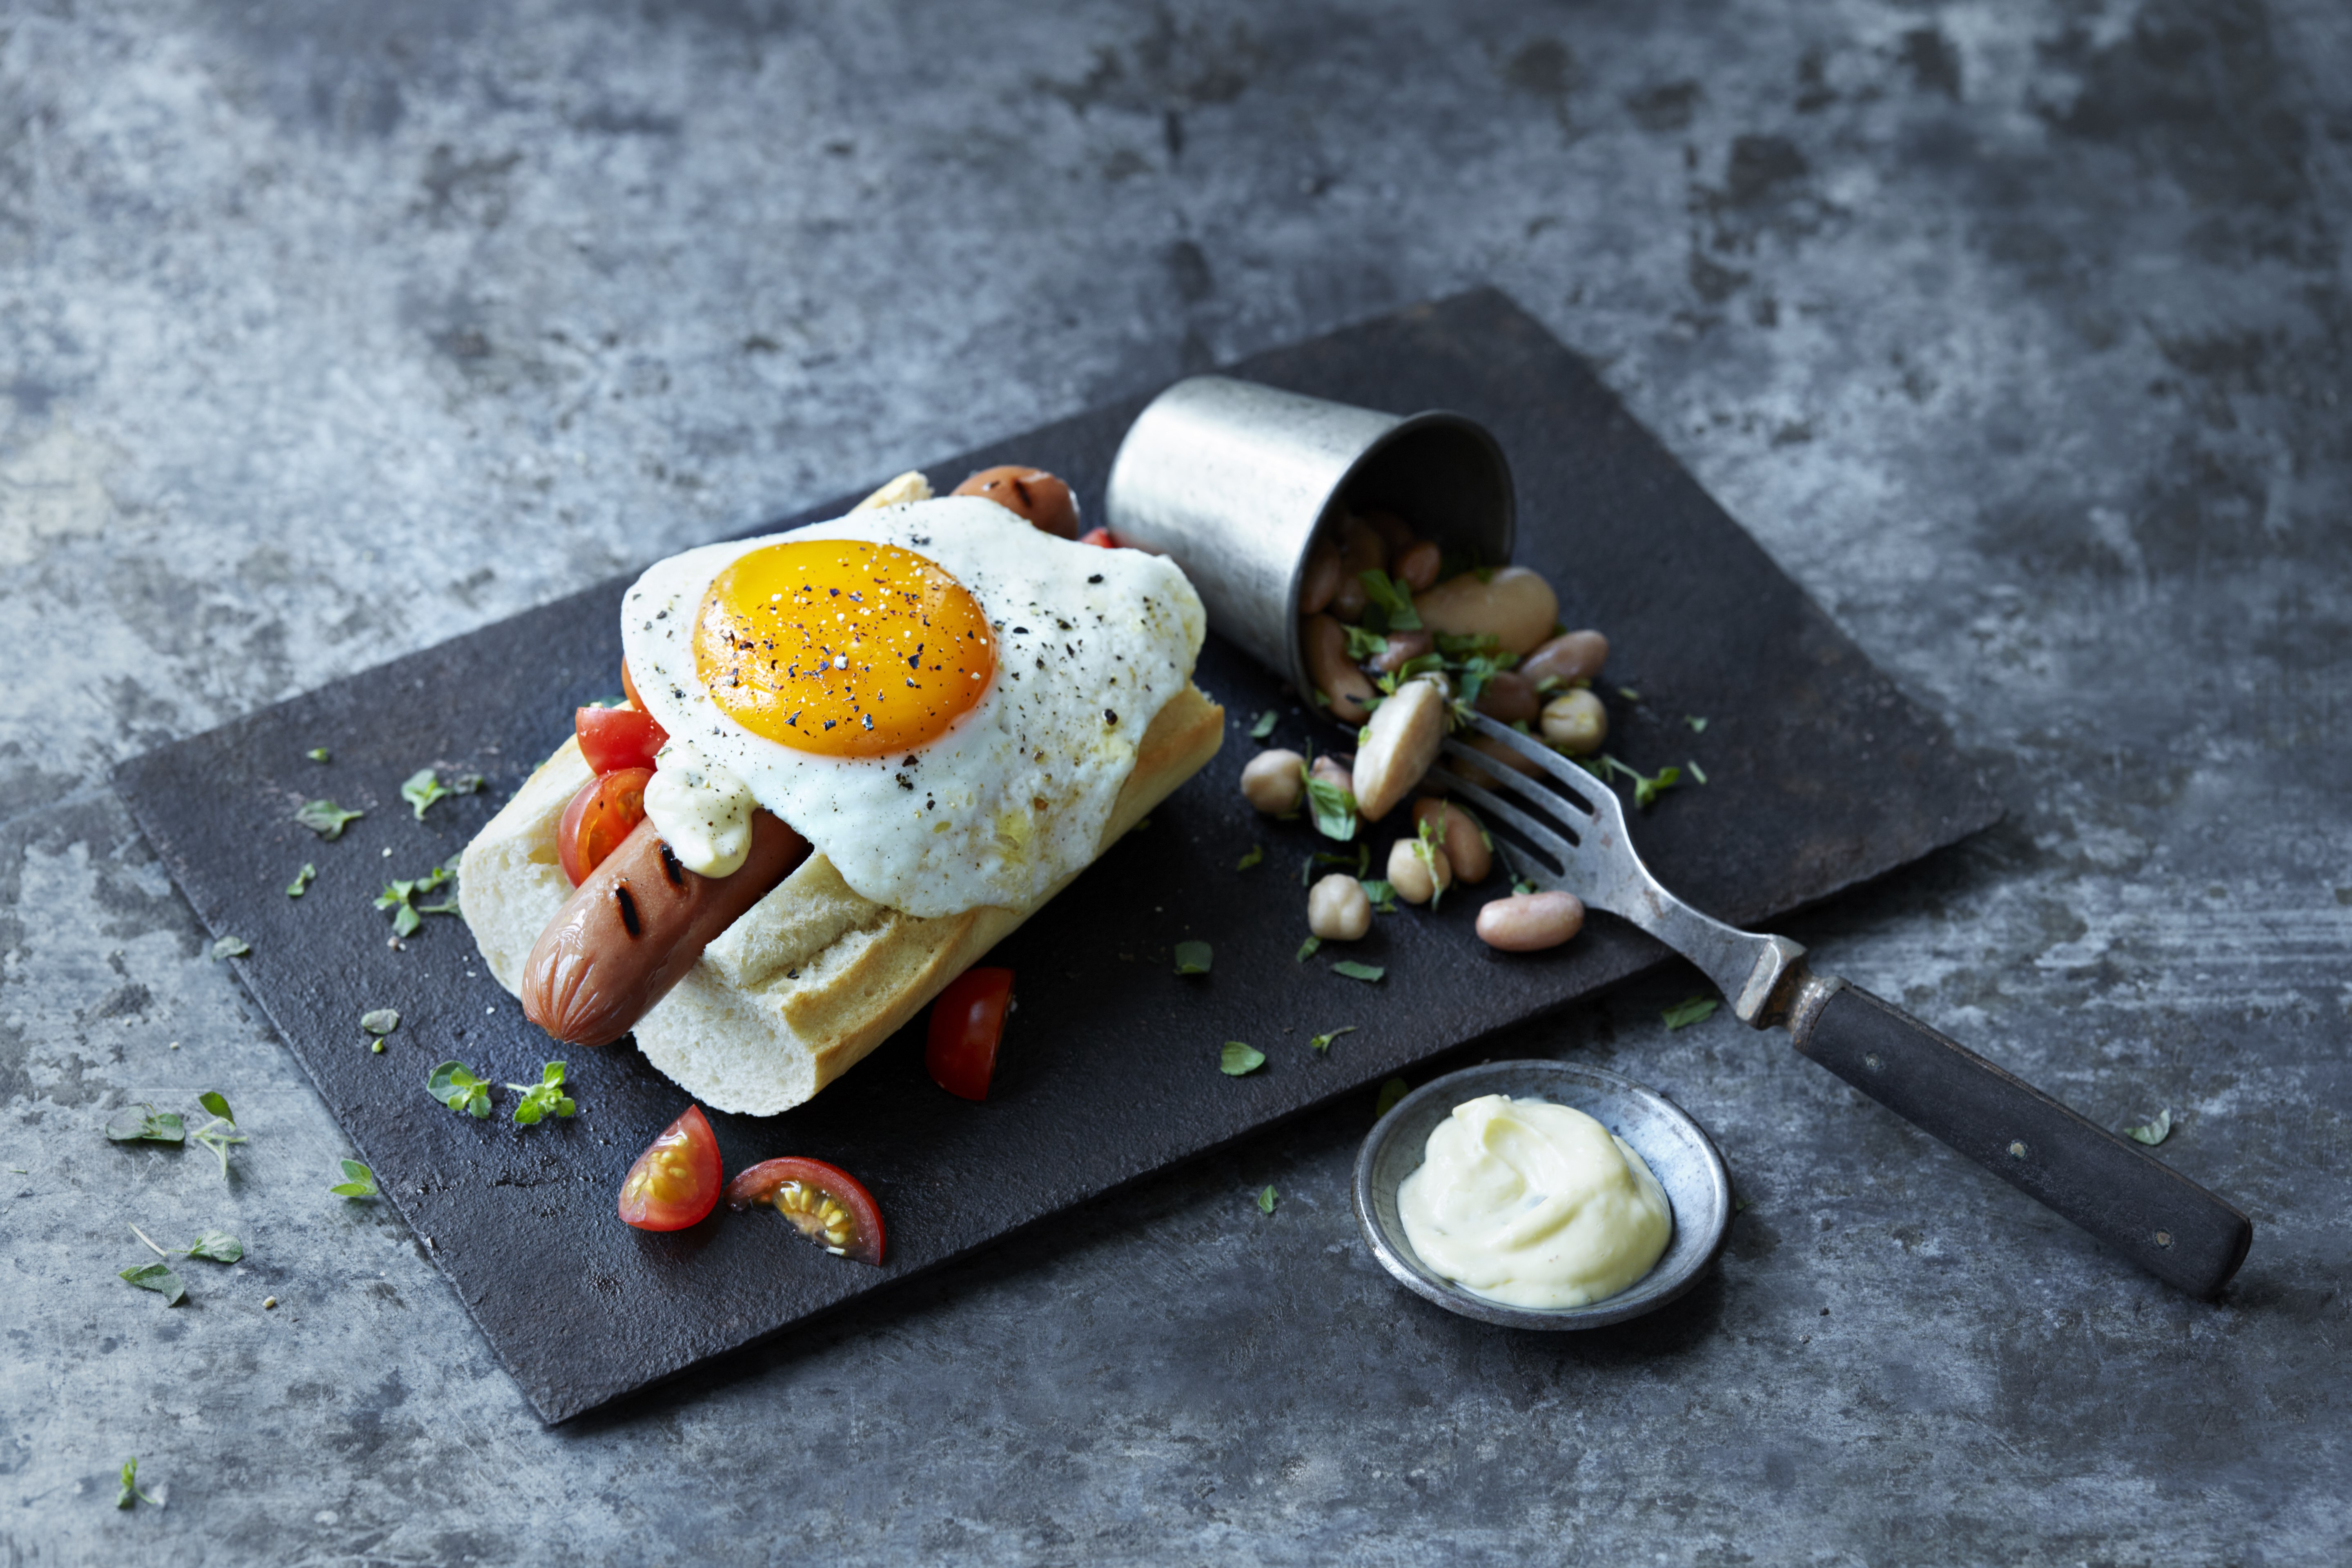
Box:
<box><xmin>1793</xmin><ymin>982</ymin><xmax>2252</xmax><ymax>1296</ymax></box>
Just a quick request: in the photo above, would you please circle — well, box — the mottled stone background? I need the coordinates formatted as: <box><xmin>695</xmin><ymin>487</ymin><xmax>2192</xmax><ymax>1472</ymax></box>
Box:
<box><xmin>4</xmin><ymin>0</ymin><xmax>2347</xmax><ymax>1562</ymax></box>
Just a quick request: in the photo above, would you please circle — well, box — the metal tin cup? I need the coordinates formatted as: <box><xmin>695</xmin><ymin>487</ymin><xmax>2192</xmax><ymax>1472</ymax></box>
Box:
<box><xmin>1104</xmin><ymin>376</ymin><xmax>1515</xmax><ymax>704</ymax></box>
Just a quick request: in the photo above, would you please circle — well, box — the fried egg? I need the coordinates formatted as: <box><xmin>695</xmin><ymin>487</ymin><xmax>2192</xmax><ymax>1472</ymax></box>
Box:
<box><xmin>621</xmin><ymin>495</ymin><xmax>1205</xmax><ymax>919</ymax></box>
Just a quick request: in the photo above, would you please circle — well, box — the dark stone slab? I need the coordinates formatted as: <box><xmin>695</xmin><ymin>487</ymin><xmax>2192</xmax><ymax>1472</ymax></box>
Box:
<box><xmin>110</xmin><ymin>289</ymin><xmax>1998</xmax><ymax>1423</ymax></box>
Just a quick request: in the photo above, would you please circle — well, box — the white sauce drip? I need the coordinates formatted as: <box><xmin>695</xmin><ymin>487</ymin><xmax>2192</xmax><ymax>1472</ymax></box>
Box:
<box><xmin>1397</xmin><ymin>1094</ymin><xmax>1672</xmax><ymax>1310</ymax></box>
<box><xmin>643</xmin><ymin>743</ymin><xmax>756</xmax><ymax>877</ymax></box>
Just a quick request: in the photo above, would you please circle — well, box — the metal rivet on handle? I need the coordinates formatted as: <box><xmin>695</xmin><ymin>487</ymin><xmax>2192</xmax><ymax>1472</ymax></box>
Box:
<box><xmin>2007</xmin><ymin>1140</ymin><xmax>2027</xmax><ymax>1159</ymax></box>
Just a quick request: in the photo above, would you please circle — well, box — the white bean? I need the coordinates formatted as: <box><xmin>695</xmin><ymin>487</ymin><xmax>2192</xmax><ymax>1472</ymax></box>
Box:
<box><xmin>1539</xmin><ymin>688</ymin><xmax>1608</xmax><ymax>755</ymax></box>
<box><xmin>1413</xmin><ymin>566</ymin><xmax>1560</xmax><ymax>655</ymax></box>
<box><xmin>1241</xmin><ymin>749</ymin><xmax>1305</xmax><ymax>815</ymax></box>
<box><xmin>1308</xmin><ymin>875</ymin><xmax>1372</xmax><ymax>940</ymax></box>
<box><xmin>1350</xmin><ymin>676</ymin><xmax>1448</xmax><ymax>821</ymax></box>
<box><xmin>1387</xmin><ymin>837</ymin><xmax>1452</xmax><ymax>904</ymax></box>
<box><xmin>1475</xmin><ymin>891</ymin><xmax>1585</xmax><ymax>952</ymax></box>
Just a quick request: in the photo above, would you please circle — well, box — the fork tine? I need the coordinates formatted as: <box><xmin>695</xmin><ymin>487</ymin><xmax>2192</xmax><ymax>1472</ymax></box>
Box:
<box><xmin>1424</xmin><ymin>763</ymin><xmax>1579</xmax><ymax>881</ymax></box>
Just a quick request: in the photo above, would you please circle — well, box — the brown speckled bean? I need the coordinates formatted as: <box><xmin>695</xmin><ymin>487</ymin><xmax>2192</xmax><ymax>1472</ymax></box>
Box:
<box><xmin>1303</xmin><ymin>613</ymin><xmax>1377</xmax><ymax>723</ymax></box>
<box><xmin>1473</xmin><ymin>669</ymin><xmax>1540</xmax><ymax>725</ymax></box>
<box><xmin>1360</xmin><ymin>509</ymin><xmax>1416</xmax><ymax>553</ymax></box>
<box><xmin>1520</xmin><ymin>629</ymin><xmax>1609</xmax><ymax>688</ymax></box>
<box><xmin>1394</xmin><ymin>539</ymin><xmax>1443</xmax><ymax>592</ymax></box>
<box><xmin>1369</xmin><ymin>629</ymin><xmax>1434</xmax><ymax>674</ymax></box>
<box><xmin>1329</xmin><ymin>517</ymin><xmax>1389</xmax><ymax>621</ymax></box>
<box><xmin>1241</xmin><ymin>749</ymin><xmax>1305</xmax><ymax>815</ymax></box>
<box><xmin>1412</xmin><ymin>800</ymin><xmax>1492</xmax><ymax>884</ymax></box>
<box><xmin>1298</xmin><ymin>542</ymin><xmax>1345</xmax><ymax>618</ymax></box>
<box><xmin>1476</xmin><ymin>890</ymin><xmax>1586</xmax><ymax>952</ymax></box>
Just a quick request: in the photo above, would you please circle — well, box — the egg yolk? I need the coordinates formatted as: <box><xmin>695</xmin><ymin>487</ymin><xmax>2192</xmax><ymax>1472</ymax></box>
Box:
<box><xmin>692</xmin><ymin>539</ymin><xmax>996</xmax><ymax>757</ymax></box>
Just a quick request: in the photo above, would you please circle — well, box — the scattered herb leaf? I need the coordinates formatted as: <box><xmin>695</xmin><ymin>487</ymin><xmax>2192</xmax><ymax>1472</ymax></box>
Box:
<box><xmin>1330</xmin><ymin>960</ymin><xmax>1386</xmax><ymax>983</ymax></box>
<box><xmin>1256</xmin><ymin>1184</ymin><xmax>1278</xmax><ymax>1215</ymax></box>
<box><xmin>1734</xmin><ymin>1196</ymin><xmax>1755</xmax><ymax>1214</ymax></box>
<box><xmin>1374</xmin><ymin>1078</ymin><xmax>1410</xmax><ymax>1118</ymax></box>
<box><xmin>400</xmin><ymin>768</ymin><xmax>451</xmax><ymax>821</ymax></box>
<box><xmin>105</xmin><ymin>1105</ymin><xmax>185</xmax><ymax>1144</ymax></box>
<box><xmin>361</xmin><ymin>1009</ymin><xmax>400</xmax><ymax>1039</ymax></box>
<box><xmin>376</xmin><ymin>866</ymin><xmax>457</xmax><ymax>937</ymax></box>
<box><xmin>182</xmin><ymin>1229</ymin><xmax>243</xmax><ymax>1264</ymax></box>
<box><xmin>1412</xmin><ymin>816</ymin><xmax>1446</xmax><ymax>911</ymax></box>
<box><xmin>1512</xmin><ymin>875</ymin><xmax>1539</xmax><ymax>896</ymax></box>
<box><xmin>451</xmin><ymin>773</ymin><xmax>486</xmax><ymax>795</ymax></box>
<box><xmin>1618</xmin><ymin>687</ymin><xmax>1641</xmax><ymax>702</ymax></box>
<box><xmin>1343</xmin><ymin>622</ymin><xmax>1391</xmax><ymax>662</ymax></box>
<box><xmin>1308</xmin><ymin>1025</ymin><xmax>1358</xmax><ymax>1054</ymax></box>
<box><xmin>329</xmin><ymin>1158</ymin><xmax>380</xmax><ymax>1199</ymax></box>
<box><xmin>1359</xmin><ymin>878</ymin><xmax>1400</xmax><ymax>915</ymax></box>
<box><xmin>1236</xmin><ymin>845</ymin><xmax>1264</xmax><ymax>872</ymax></box>
<box><xmin>1219</xmin><ymin>1042</ymin><xmax>1266</xmax><ymax>1076</ymax></box>
<box><xmin>209</xmin><ymin>935</ymin><xmax>250</xmax><ymax>962</ymax></box>
<box><xmin>1357</xmin><ymin>569</ymin><xmax>1422</xmax><ymax>630</ymax></box>
<box><xmin>1662</xmin><ymin>996</ymin><xmax>1719</xmax><ymax>1029</ymax></box>
<box><xmin>508</xmin><ymin>1062</ymin><xmax>577</xmax><ymax>1126</ymax></box>
<box><xmin>1294</xmin><ymin>935</ymin><xmax>1322</xmax><ymax>964</ymax></box>
<box><xmin>2125</xmin><ymin>1108</ymin><xmax>2173</xmax><ymax>1146</ymax></box>
<box><xmin>427</xmin><ymin>1060</ymin><xmax>492</xmax><ymax>1118</ymax></box>
<box><xmin>187</xmin><ymin>1094</ymin><xmax>247</xmax><ymax>1179</ymax></box>
<box><xmin>116</xmin><ymin>1456</ymin><xmax>161</xmax><ymax>1509</ymax></box>
<box><xmin>197</xmin><ymin>1092</ymin><xmax>233</xmax><ymax>1125</ymax></box>
<box><xmin>295</xmin><ymin>800</ymin><xmax>364</xmax><ymax>840</ymax></box>
<box><xmin>306</xmin><ymin>747</ymin><xmax>331</xmax><ymax>764</ymax></box>
<box><xmin>1686</xmin><ymin>715</ymin><xmax>1708</xmax><ymax>733</ymax></box>
<box><xmin>118</xmin><ymin>1263</ymin><xmax>185</xmax><ymax>1306</ymax></box>
<box><xmin>1250</xmin><ymin>710</ymin><xmax>1277</xmax><ymax>740</ymax></box>
<box><xmin>1173</xmin><ymin>940</ymin><xmax>1214</xmax><ymax>976</ymax></box>
<box><xmin>1300</xmin><ymin>765</ymin><xmax>1359</xmax><ymax>843</ymax></box>
<box><xmin>285</xmin><ymin>862</ymin><xmax>317</xmax><ymax>898</ymax></box>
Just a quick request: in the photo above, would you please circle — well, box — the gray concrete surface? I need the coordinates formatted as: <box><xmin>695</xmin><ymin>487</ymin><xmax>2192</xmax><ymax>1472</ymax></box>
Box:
<box><xmin>5</xmin><ymin>0</ymin><xmax>2348</xmax><ymax>1561</ymax></box>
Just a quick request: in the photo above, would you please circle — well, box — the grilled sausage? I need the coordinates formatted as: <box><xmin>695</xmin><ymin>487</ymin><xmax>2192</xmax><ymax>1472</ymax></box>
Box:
<box><xmin>952</xmin><ymin>466</ymin><xmax>1082</xmax><ymax>539</ymax></box>
<box><xmin>522</xmin><ymin>810</ymin><xmax>811</xmax><ymax>1047</ymax></box>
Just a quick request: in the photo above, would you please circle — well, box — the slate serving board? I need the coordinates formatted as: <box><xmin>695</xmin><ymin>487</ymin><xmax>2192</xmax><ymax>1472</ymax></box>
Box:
<box><xmin>113</xmin><ymin>289</ymin><xmax>2000</xmax><ymax>1423</ymax></box>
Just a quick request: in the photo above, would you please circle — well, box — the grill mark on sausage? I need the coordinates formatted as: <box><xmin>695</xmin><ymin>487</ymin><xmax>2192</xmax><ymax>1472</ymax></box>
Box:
<box><xmin>614</xmin><ymin>883</ymin><xmax>641</xmax><ymax>938</ymax></box>
<box><xmin>659</xmin><ymin>842</ymin><xmax>686</xmax><ymax>888</ymax></box>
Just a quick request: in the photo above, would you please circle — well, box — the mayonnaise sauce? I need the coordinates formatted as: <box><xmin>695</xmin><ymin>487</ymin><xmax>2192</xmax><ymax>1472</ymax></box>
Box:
<box><xmin>1396</xmin><ymin>1094</ymin><xmax>1672</xmax><ymax>1310</ymax></box>
<box><xmin>643</xmin><ymin>743</ymin><xmax>757</xmax><ymax>877</ymax></box>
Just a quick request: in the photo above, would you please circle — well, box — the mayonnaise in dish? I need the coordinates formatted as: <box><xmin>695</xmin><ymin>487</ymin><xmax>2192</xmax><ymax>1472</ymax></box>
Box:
<box><xmin>1397</xmin><ymin>1094</ymin><xmax>1672</xmax><ymax>1310</ymax></box>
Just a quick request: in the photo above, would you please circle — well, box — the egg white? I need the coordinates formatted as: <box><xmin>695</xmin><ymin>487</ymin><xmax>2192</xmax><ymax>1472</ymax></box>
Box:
<box><xmin>622</xmin><ymin>496</ymin><xmax>1206</xmax><ymax>920</ymax></box>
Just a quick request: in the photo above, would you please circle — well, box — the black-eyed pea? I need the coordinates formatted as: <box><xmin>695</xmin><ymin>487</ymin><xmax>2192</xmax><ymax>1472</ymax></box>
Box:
<box><xmin>1412</xmin><ymin>799</ymin><xmax>1493</xmax><ymax>884</ymax></box>
<box><xmin>1539</xmin><ymin>688</ymin><xmax>1608</xmax><ymax>755</ymax></box>
<box><xmin>1369</xmin><ymin>629</ymin><xmax>1433</xmax><ymax>674</ymax></box>
<box><xmin>1386</xmin><ymin>837</ymin><xmax>1452</xmax><ymax>905</ymax></box>
<box><xmin>1394</xmin><ymin>539</ymin><xmax>1443</xmax><ymax>592</ymax></box>
<box><xmin>1473</xmin><ymin>669</ymin><xmax>1540</xmax><ymax>725</ymax></box>
<box><xmin>1475</xmin><ymin>890</ymin><xmax>1586</xmax><ymax>952</ymax></box>
<box><xmin>1413</xmin><ymin>566</ymin><xmax>1560</xmax><ymax>655</ymax></box>
<box><xmin>1303</xmin><ymin>613</ymin><xmax>1377</xmax><ymax>723</ymax></box>
<box><xmin>1241</xmin><ymin>749</ymin><xmax>1306</xmax><ymax>815</ymax></box>
<box><xmin>1307</xmin><ymin>874</ymin><xmax>1373</xmax><ymax>940</ymax></box>
<box><xmin>1350</xmin><ymin>676</ymin><xmax>1448</xmax><ymax>820</ymax></box>
<box><xmin>1298</xmin><ymin>541</ymin><xmax>1344</xmax><ymax>617</ymax></box>
<box><xmin>1520</xmin><ymin>629</ymin><xmax>1609</xmax><ymax>688</ymax></box>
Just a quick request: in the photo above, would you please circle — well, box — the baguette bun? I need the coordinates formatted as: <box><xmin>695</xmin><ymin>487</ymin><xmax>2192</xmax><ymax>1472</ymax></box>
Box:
<box><xmin>461</xmin><ymin>682</ymin><xmax>1223</xmax><ymax>1115</ymax></box>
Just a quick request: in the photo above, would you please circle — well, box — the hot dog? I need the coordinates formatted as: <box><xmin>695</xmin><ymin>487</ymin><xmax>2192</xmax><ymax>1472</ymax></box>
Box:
<box><xmin>522</xmin><ymin>809</ymin><xmax>811</xmax><ymax>1046</ymax></box>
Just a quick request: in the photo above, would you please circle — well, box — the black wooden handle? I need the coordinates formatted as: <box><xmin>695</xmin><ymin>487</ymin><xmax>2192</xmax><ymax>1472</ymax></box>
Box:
<box><xmin>1793</xmin><ymin>983</ymin><xmax>2252</xmax><ymax>1296</ymax></box>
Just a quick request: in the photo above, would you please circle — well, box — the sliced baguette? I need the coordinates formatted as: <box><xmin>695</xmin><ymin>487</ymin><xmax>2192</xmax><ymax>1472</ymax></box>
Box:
<box><xmin>460</xmin><ymin>684</ymin><xmax>1224</xmax><ymax>1115</ymax></box>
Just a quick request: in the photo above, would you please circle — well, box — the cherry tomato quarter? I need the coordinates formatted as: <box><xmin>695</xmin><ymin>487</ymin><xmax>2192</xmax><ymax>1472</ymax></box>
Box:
<box><xmin>618</xmin><ymin>1105</ymin><xmax>723</xmax><ymax>1232</ymax></box>
<box><xmin>557</xmin><ymin>766</ymin><xmax>653</xmax><ymax>886</ymax></box>
<box><xmin>620</xmin><ymin>659</ymin><xmax>644</xmax><ymax>712</ymax></box>
<box><xmin>926</xmin><ymin>966</ymin><xmax>1013</xmax><ymax>1101</ymax></box>
<box><xmin>576</xmin><ymin>704</ymin><xmax>668</xmax><ymax>775</ymax></box>
<box><xmin>726</xmin><ymin>1157</ymin><xmax>885</xmax><ymax>1265</ymax></box>
<box><xmin>1076</xmin><ymin>526</ymin><xmax>1124</xmax><ymax>550</ymax></box>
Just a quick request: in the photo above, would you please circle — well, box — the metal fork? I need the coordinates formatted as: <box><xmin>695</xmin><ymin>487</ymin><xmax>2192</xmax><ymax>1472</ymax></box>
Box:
<box><xmin>1429</xmin><ymin>710</ymin><xmax>2252</xmax><ymax>1297</ymax></box>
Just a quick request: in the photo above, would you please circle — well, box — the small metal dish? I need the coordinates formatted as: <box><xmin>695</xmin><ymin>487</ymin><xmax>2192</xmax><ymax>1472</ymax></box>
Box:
<box><xmin>1352</xmin><ymin>1059</ymin><xmax>1733</xmax><ymax>1330</ymax></box>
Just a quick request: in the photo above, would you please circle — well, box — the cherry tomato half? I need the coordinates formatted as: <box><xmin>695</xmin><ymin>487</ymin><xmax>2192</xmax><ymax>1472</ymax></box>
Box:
<box><xmin>557</xmin><ymin>765</ymin><xmax>653</xmax><ymax>886</ymax></box>
<box><xmin>1076</xmin><ymin>526</ymin><xmax>1124</xmax><ymax>549</ymax></box>
<box><xmin>926</xmin><ymin>966</ymin><xmax>1013</xmax><ymax>1102</ymax></box>
<box><xmin>725</xmin><ymin>1156</ymin><xmax>885</xmax><ymax>1265</ymax></box>
<box><xmin>620</xmin><ymin>659</ymin><xmax>644</xmax><ymax>712</ymax></box>
<box><xmin>576</xmin><ymin>704</ymin><xmax>668</xmax><ymax>775</ymax></box>
<box><xmin>618</xmin><ymin>1105</ymin><xmax>724</xmax><ymax>1232</ymax></box>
